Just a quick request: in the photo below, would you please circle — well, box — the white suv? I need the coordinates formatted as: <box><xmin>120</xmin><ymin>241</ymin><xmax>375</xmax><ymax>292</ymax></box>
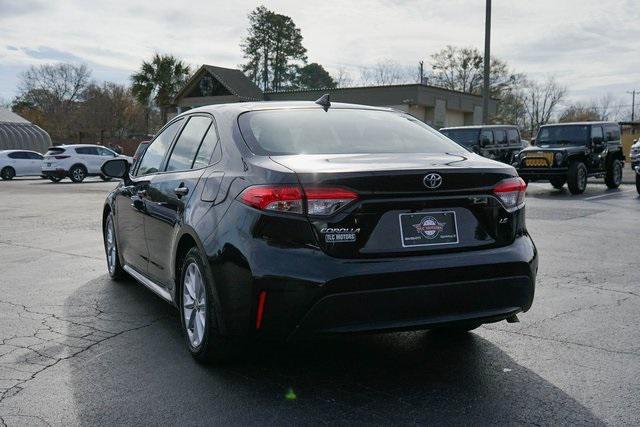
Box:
<box><xmin>42</xmin><ymin>144</ymin><xmax>132</xmax><ymax>183</ymax></box>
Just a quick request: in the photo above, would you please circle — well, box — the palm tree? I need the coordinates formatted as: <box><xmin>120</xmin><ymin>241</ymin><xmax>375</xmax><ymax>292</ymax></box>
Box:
<box><xmin>131</xmin><ymin>54</ymin><xmax>191</xmax><ymax>130</ymax></box>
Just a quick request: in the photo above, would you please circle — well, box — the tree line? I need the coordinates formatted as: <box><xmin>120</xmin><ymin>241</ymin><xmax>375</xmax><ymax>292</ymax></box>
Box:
<box><xmin>9</xmin><ymin>5</ymin><xmax>632</xmax><ymax>145</ymax></box>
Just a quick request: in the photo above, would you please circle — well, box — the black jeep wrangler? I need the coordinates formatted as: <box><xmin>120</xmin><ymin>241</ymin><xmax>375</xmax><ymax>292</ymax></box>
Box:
<box><xmin>515</xmin><ymin>122</ymin><xmax>624</xmax><ymax>194</ymax></box>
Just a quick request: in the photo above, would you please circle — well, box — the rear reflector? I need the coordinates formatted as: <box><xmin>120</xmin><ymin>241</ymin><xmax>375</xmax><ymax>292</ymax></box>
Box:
<box><xmin>239</xmin><ymin>185</ymin><xmax>357</xmax><ymax>216</ymax></box>
<box><xmin>493</xmin><ymin>177</ymin><xmax>527</xmax><ymax>212</ymax></box>
<box><xmin>255</xmin><ymin>290</ymin><xmax>267</xmax><ymax>329</ymax></box>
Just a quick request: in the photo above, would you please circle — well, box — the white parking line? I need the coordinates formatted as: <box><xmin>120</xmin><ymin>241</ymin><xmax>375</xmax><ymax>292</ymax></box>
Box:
<box><xmin>584</xmin><ymin>189</ymin><xmax>636</xmax><ymax>200</ymax></box>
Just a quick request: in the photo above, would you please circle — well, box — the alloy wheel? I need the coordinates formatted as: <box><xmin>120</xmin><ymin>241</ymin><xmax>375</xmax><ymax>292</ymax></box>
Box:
<box><xmin>72</xmin><ymin>168</ymin><xmax>85</xmax><ymax>182</ymax></box>
<box><xmin>183</xmin><ymin>262</ymin><xmax>207</xmax><ymax>348</ymax></box>
<box><xmin>105</xmin><ymin>216</ymin><xmax>116</xmax><ymax>274</ymax></box>
<box><xmin>614</xmin><ymin>162</ymin><xmax>622</xmax><ymax>185</ymax></box>
<box><xmin>578</xmin><ymin>167</ymin><xmax>587</xmax><ymax>191</ymax></box>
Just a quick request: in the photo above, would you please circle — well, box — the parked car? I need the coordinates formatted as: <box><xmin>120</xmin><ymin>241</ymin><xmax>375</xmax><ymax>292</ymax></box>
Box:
<box><xmin>515</xmin><ymin>122</ymin><xmax>625</xmax><ymax>194</ymax></box>
<box><xmin>132</xmin><ymin>140</ymin><xmax>150</xmax><ymax>168</ymax></box>
<box><xmin>0</xmin><ymin>150</ymin><xmax>44</xmax><ymax>180</ymax></box>
<box><xmin>100</xmin><ymin>100</ymin><xmax>537</xmax><ymax>363</ymax></box>
<box><xmin>629</xmin><ymin>139</ymin><xmax>639</xmax><ymax>170</ymax></box>
<box><xmin>41</xmin><ymin>144</ymin><xmax>132</xmax><ymax>183</ymax></box>
<box><xmin>439</xmin><ymin>125</ymin><xmax>523</xmax><ymax>165</ymax></box>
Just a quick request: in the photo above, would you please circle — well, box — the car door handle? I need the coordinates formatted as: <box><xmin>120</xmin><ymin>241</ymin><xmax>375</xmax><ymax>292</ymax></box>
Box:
<box><xmin>174</xmin><ymin>186</ymin><xmax>189</xmax><ymax>198</ymax></box>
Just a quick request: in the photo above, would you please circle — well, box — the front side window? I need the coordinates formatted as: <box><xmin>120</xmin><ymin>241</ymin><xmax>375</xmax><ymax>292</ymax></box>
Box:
<box><xmin>591</xmin><ymin>126</ymin><xmax>603</xmax><ymax>141</ymax></box>
<box><xmin>27</xmin><ymin>152</ymin><xmax>43</xmax><ymax>160</ymax></box>
<box><xmin>239</xmin><ymin>109</ymin><xmax>466</xmax><ymax>155</ymax></box>
<box><xmin>136</xmin><ymin>119</ymin><xmax>183</xmax><ymax>176</ymax></box>
<box><xmin>97</xmin><ymin>147</ymin><xmax>116</xmax><ymax>157</ymax></box>
<box><xmin>166</xmin><ymin>116</ymin><xmax>212</xmax><ymax>171</ymax></box>
<box><xmin>507</xmin><ymin>129</ymin><xmax>520</xmax><ymax>145</ymax></box>
<box><xmin>605</xmin><ymin>125</ymin><xmax>620</xmax><ymax>142</ymax></box>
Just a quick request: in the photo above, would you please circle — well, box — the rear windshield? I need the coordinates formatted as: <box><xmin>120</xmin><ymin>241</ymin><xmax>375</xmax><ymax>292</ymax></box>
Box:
<box><xmin>239</xmin><ymin>109</ymin><xmax>466</xmax><ymax>155</ymax></box>
<box><xmin>45</xmin><ymin>148</ymin><xmax>66</xmax><ymax>156</ymax></box>
<box><xmin>537</xmin><ymin>125</ymin><xmax>589</xmax><ymax>146</ymax></box>
<box><xmin>440</xmin><ymin>129</ymin><xmax>480</xmax><ymax>148</ymax></box>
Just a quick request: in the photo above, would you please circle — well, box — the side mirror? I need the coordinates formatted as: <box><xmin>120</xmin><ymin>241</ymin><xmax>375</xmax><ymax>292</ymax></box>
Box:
<box><xmin>101</xmin><ymin>158</ymin><xmax>129</xmax><ymax>179</ymax></box>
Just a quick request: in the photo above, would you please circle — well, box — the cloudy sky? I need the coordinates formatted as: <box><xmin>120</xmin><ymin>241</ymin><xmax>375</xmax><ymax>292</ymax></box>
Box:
<box><xmin>1</xmin><ymin>0</ymin><xmax>638</xmax><ymax>109</ymax></box>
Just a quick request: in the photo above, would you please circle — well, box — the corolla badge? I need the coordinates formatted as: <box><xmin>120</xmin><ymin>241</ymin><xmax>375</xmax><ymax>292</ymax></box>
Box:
<box><xmin>412</xmin><ymin>216</ymin><xmax>446</xmax><ymax>239</ymax></box>
<box><xmin>423</xmin><ymin>173</ymin><xmax>442</xmax><ymax>189</ymax></box>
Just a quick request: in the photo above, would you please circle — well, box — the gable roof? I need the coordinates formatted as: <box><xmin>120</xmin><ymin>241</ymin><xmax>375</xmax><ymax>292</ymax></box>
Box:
<box><xmin>175</xmin><ymin>65</ymin><xmax>263</xmax><ymax>102</ymax></box>
<box><xmin>0</xmin><ymin>107</ymin><xmax>30</xmax><ymax>124</ymax></box>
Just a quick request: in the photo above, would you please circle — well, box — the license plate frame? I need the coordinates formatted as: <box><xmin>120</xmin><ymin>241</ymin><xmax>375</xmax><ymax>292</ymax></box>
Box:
<box><xmin>398</xmin><ymin>211</ymin><xmax>459</xmax><ymax>248</ymax></box>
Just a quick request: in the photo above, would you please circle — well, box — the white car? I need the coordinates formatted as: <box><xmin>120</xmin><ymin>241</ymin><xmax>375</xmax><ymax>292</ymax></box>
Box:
<box><xmin>42</xmin><ymin>144</ymin><xmax>132</xmax><ymax>183</ymax></box>
<box><xmin>0</xmin><ymin>150</ymin><xmax>45</xmax><ymax>180</ymax></box>
<box><xmin>630</xmin><ymin>139</ymin><xmax>639</xmax><ymax>170</ymax></box>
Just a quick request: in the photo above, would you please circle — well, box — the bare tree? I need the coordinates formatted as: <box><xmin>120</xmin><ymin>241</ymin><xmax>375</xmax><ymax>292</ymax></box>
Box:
<box><xmin>559</xmin><ymin>93</ymin><xmax>623</xmax><ymax>123</ymax></box>
<box><xmin>13</xmin><ymin>63</ymin><xmax>91</xmax><ymax>139</ymax></box>
<box><xmin>334</xmin><ymin>66</ymin><xmax>354</xmax><ymax>88</ymax></box>
<box><xmin>359</xmin><ymin>60</ymin><xmax>414</xmax><ymax>86</ymax></box>
<box><xmin>523</xmin><ymin>77</ymin><xmax>567</xmax><ymax>136</ymax></box>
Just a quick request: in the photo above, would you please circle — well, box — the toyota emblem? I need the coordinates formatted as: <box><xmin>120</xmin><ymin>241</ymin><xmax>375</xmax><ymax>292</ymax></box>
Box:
<box><xmin>423</xmin><ymin>173</ymin><xmax>443</xmax><ymax>189</ymax></box>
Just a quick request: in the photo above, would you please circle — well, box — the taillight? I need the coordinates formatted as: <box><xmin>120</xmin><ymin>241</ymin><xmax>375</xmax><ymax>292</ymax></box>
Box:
<box><xmin>239</xmin><ymin>185</ymin><xmax>357</xmax><ymax>216</ymax></box>
<box><xmin>492</xmin><ymin>177</ymin><xmax>527</xmax><ymax>212</ymax></box>
<box><xmin>54</xmin><ymin>155</ymin><xmax>70</xmax><ymax>160</ymax></box>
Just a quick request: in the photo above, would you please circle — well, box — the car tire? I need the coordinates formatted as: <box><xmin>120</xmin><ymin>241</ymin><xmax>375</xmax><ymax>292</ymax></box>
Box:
<box><xmin>103</xmin><ymin>213</ymin><xmax>127</xmax><ymax>280</ymax></box>
<box><xmin>100</xmin><ymin>174</ymin><xmax>112</xmax><ymax>181</ymax></box>
<box><xmin>69</xmin><ymin>165</ymin><xmax>86</xmax><ymax>183</ymax></box>
<box><xmin>1</xmin><ymin>167</ymin><xmax>15</xmax><ymax>180</ymax></box>
<box><xmin>567</xmin><ymin>161</ymin><xmax>587</xmax><ymax>195</ymax></box>
<box><xmin>605</xmin><ymin>159</ymin><xmax>623</xmax><ymax>189</ymax></box>
<box><xmin>549</xmin><ymin>177</ymin><xmax>566</xmax><ymax>189</ymax></box>
<box><xmin>48</xmin><ymin>176</ymin><xmax>62</xmax><ymax>183</ymax></box>
<box><xmin>180</xmin><ymin>246</ymin><xmax>237</xmax><ymax>364</ymax></box>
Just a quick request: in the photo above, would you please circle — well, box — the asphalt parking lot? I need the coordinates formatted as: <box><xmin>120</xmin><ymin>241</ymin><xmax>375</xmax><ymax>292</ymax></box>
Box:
<box><xmin>0</xmin><ymin>176</ymin><xmax>638</xmax><ymax>426</ymax></box>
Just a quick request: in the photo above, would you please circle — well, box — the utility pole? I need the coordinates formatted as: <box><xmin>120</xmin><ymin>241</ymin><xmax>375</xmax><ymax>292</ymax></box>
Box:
<box><xmin>419</xmin><ymin>60</ymin><xmax>425</xmax><ymax>85</ymax></box>
<box><xmin>627</xmin><ymin>90</ymin><xmax>638</xmax><ymax>121</ymax></box>
<box><xmin>482</xmin><ymin>0</ymin><xmax>492</xmax><ymax>124</ymax></box>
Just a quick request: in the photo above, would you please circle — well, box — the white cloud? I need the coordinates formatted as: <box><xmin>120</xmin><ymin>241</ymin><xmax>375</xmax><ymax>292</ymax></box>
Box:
<box><xmin>1</xmin><ymin>0</ymin><xmax>638</xmax><ymax>107</ymax></box>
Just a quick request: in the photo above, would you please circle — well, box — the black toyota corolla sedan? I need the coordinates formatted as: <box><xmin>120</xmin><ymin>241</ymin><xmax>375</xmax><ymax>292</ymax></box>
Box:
<box><xmin>100</xmin><ymin>99</ymin><xmax>537</xmax><ymax>362</ymax></box>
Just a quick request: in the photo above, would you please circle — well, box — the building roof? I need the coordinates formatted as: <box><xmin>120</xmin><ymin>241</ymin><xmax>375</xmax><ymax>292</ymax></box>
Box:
<box><xmin>0</xmin><ymin>107</ymin><xmax>30</xmax><ymax>124</ymax></box>
<box><xmin>174</xmin><ymin>65</ymin><xmax>263</xmax><ymax>102</ymax></box>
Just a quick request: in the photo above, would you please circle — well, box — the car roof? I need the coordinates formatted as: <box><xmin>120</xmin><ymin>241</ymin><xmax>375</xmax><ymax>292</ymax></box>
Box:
<box><xmin>0</xmin><ymin>149</ymin><xmax>40</xmax><ymax>153</ymax></box>
<box><xmin>540</xmin><ymin>121</ymin><xmax>619</xmax><ymax>127</ymax></box>
<box><xmin>179</xmin><ymin>101</ymin><xmax>397</xmax><ymax>117</ymax></box>
<box><xmin>440</xmin><ymin>125</ymin><xmax>517</xmax><ymax>130</ymax></box>
<box><xmin>47</xmin><ymin>144</ymin><xmax>109</xmax><ymax>149</ymax></box>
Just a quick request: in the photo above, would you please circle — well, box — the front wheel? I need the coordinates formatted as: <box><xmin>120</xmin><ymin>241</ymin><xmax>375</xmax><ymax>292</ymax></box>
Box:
<box><xmin>180</xmin><ymin>247</ymin><xmax>237</xmax><ymax>364</ymax></box>
<box><xmin>1</xmin><ymin>167</ymin><xmax>15</xmax><ymax>180</ymax></box>
<box><xmin>567</xmin><ymin>161</ymin><xmax>587</xmax><ymax>194</ymax></box>
<box><xmin>605</xmin><ymin>160</ymin><xmax>623</xmax><ymax>189</ymax></box>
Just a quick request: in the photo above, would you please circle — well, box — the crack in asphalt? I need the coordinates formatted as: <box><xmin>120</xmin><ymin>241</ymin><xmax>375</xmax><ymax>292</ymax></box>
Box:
<box><xmin>0</xmin><ymin>298</ymin><xmax>167</xmax><ymax>408</ymax></box>
<box><xmin>484</xmin><ymin>326</ymin><xmax>640</xmax><ymax>357</ymax></box>
<box><xmin>0</xmin><ymin>241</ymin><xmax>102</xmax><ymax>261</ymax></box>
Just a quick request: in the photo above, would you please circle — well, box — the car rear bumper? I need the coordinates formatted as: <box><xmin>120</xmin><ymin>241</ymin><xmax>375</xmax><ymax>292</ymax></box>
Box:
<box><xmin>41</xmin><ymin>169</ymin><xmax>67</xmax><ymax>178</ymax></box>
<box><xmin>216</xmin><ymin>234</ymin><xmax>537</xmax><ymax>339</ymax></box>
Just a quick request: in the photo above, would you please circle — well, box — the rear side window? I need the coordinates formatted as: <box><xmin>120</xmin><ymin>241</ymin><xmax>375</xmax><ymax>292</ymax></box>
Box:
<box><xmin>239</xmin><ymin>109</ymin><xmax>465</xmax><ymax>155</ymax></box>
<box><xmin>193</xmin><ymin>124</ymin><xmax>220</xmax><ymax>169</ymax></box>
<box><xmin>75</xmin><ymin>146</ymin><xmax>99</xmax><ymax>155</ymax></box>
<box><xmin>507</xmin><ymin>129</ymin><xmax>519</xmax><ymax>145</ymax></box>
<box><xmin>45</xmin><ymin>148</ymin><xmax>65</xmax><ymax>156</ymax></box>
<box><xmin>166</xmin><ymin>116</ymin><xmax>212</xmax><ymax>171</ymax></box>
<box><xmin>137</xmin><ymin>119</ymin><xmax>184</xmax><ymax>176</ymax></box>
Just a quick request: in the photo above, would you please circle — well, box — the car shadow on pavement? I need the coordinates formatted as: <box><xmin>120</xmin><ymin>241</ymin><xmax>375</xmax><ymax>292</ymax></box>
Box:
<box><xmin>63</xmin><ymin>276</ymin><xmax>604</xmax><ymax>426</ymax></box>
